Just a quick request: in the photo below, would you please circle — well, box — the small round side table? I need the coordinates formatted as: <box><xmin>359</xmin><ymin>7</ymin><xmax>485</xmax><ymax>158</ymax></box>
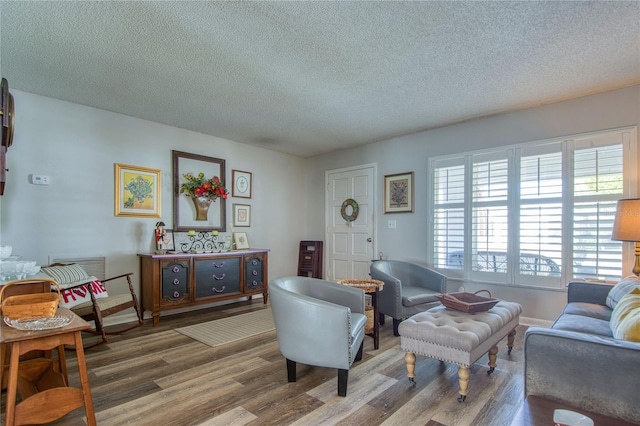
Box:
<box><xmin>337</xmin><ymin>279</ymin><xmax>384</xmax><ymax>350</ymax></box>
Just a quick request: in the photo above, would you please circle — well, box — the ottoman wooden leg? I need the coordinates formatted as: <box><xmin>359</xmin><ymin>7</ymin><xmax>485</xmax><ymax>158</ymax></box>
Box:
<box><xmin>457</xmin><ymin>366</ymin><xmax>470</xmax><ymax>402</ymax></box>
<box><xmin>507</xmin><ymin>328</ymin><xmax>516</xmax><ymax>354</ymax></box>
<box><xmin>405</xmin><ymin>352</ymin><xmax>416</xmax><ymax>385</ymax></box>
<box><xmin>487</xmin><ymin>345</ymin><xmax>498</xmax><ymax>375</ymax></box>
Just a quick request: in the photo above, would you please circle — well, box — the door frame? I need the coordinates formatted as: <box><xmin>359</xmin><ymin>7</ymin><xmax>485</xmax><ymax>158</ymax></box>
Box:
<box><xmin>325</xmin><ymin>163</ymin><xmax>378</xmax><ymax>280</ymax></box>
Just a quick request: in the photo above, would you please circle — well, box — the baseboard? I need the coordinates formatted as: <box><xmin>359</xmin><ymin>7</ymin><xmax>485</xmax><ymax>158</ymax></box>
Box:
<box><xmin>520</xmin><ymin>316</ymin><xmax>553</xmax><ymax>328</ymax></box>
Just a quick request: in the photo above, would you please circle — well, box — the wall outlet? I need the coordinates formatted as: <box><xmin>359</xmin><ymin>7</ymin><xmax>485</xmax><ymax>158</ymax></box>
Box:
<box><xmin>388</xmin><ymin>219</ymin><xmax>396</xmax><ymax>229</ymax></box>
<box><xmin>31</xmin><ymin>175</ymin><xmax>50</xmax><ymax>185</ymax></box>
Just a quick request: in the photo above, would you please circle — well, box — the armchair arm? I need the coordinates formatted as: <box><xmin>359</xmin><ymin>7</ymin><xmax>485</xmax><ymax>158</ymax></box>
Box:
<box><xmin>370</xmin><ymin>267</ymin><xmax>402</xmax><ymax>316</ymax></box>
<box><xmin>525</xmin><ymin>327</ymin><xmax>640</xmax><ymax>423</ymax></box>
<box><xmin>566</xmin><ymin>281</ymin><xmax>611</xmax><ymax>305</ymax></box>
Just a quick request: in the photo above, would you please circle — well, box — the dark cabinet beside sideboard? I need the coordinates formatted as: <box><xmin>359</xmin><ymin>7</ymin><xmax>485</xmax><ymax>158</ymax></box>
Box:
<box><xmin>138</xmin><ymin>250</ymin><xmax>269</xmax><ymax>326</ymax></box>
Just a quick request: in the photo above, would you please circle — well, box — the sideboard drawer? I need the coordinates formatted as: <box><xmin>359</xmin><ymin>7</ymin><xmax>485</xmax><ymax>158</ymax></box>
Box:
<box><xmin>195</xmin><ymin>257</ymin><xmax>241</xmax><ymax>298</ymax></box>
<box><xmin>245</xmin><ymin>254</ymin><xmax>266</xmax><ymax>291</ymax></box>
<box><xmin>161</xmin><ymin>260</ymin><xmax>189</xmax><ymax>303</ymax></box>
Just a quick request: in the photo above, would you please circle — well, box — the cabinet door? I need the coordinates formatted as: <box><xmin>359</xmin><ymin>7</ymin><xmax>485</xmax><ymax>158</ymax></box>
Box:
<box><xmin>195</xmin><ymin>257</ymin><xmax>241</xmax><ymax>299</ymax></box>
<box><xmin>244</xmin><ymin>253</ymin><xmax>266</xmax><ymax>292</ymax></box>
<box><xmin>161</xmin><ymin>259</ymin><xmax>190</xmax><ymax>304</ymax></box>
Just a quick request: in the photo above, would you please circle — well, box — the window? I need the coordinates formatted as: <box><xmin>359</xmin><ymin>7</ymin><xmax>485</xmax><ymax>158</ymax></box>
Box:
<box><xmin>429</xmin><ymin>128</ymin><xmax>636</xmax><ymax>289</ymax></box>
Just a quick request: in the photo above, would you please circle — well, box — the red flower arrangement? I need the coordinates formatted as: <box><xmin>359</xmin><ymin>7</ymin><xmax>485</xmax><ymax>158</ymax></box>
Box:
<box><xmin>179</xmin><ymin>172</ymin><xmax>228</xmax><ymax>201</ymax></box>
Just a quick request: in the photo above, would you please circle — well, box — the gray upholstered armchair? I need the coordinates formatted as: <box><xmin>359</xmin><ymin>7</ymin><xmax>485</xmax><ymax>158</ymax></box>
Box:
<box><xmin>269</xmin><ymin>276</ymin><xmax>367</xmax><ymax>397</ymax></box>
<box><xmin>370</xmin><ymin>260</ymin><xmax>446</xmax><ymax>336</ymax></box>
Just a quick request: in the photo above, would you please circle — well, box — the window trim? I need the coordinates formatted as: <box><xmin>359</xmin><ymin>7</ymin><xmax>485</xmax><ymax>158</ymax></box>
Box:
<box><xmin>428</xmin><ymin>126</ymin><xmax>638</xmax><ymax>289</ymax></box>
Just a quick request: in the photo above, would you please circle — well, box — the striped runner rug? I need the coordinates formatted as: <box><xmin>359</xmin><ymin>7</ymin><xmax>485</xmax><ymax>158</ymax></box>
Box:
<box><xmin>175</xmin><ymin>308</ymin><xmax>275</xmax><ymax>348</ymax></box>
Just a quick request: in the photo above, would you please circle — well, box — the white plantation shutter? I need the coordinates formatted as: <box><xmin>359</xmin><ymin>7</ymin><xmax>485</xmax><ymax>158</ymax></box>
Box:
<box><xmin>429</xmin><ymin>127</ymin><xmax>636</xmax><ymax>288</ymax></box>
<box><xmin>433</xmin><ymin>161</ymin><xmax>465</xmax><ymax>269</ymax></box>
<box><xmin>571</xmin><ymin>136</ymin><xmax>625</xmax><ymax>280</ymax></box>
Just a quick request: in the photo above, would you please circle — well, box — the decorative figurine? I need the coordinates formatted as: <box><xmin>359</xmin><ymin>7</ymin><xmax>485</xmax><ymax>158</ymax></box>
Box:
<box><xmin>155</xmin><ymin>221</ymin><xmax>168</xmax><ymax>253</ymax></box>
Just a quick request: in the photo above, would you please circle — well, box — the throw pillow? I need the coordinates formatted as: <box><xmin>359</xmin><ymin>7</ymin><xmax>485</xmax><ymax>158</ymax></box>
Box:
<box><xmin>605</xmin><ymin>275</ymin><xmax>640</xmax><ymax>310</ymax></box>
<box><xmin>58</xmin><ymin>279</ymin><xmax>109</xmax><ymax>309</ymax></box>
<box><xmin>610</xmin><ymin>288</ymin><xmax>640</xmax><ymax>342</ymax></box>
<box><xmin>42</xmin><ymin>264</ymin><xmax>93</xmax><ymax>288</ymax></box>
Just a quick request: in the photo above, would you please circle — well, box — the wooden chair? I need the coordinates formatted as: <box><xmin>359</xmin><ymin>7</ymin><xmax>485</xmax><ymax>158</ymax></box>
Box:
<box><xmin>47</xmin><ymin>264</ymin><xmax>144</xmax><ymax>348</ymax></box>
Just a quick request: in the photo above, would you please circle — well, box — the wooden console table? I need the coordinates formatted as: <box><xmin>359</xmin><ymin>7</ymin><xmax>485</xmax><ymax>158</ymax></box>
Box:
<box><xmin>0</xmin><ymin>308</ymin><xmax>96</xmax><ymax>426</ymax></box>
<box><xmin>139</xmin><ymin>250</ymin><xmax>269</xmax><ymax>326</ymax></box>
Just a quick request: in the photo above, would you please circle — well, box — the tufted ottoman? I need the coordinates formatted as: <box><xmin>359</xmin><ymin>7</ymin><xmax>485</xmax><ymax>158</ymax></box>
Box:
<box><xmin>399</xmin><ymin>300</ymin><xmax>521</xmax><ymax>402</ymax></box>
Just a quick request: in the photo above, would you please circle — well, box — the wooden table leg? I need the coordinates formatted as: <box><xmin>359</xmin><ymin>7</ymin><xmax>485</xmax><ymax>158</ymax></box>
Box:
<box><xmin>458</xmin><ymin>366</ymin><xmax>470</xmax><ymax>402</ymax></box>
<box><xmin>74</xmin><ymin>331</ymin><xmax>96</xmax><ymax>426</ymax></box>
<box><xmin>372</xmin><ymin>288</ymin><xmax>379</xmax><ymax>350</ymax></box>
<box><xmin>5</xmin><ymin>342</ymin><xmax>21</xmax><ymax>426</ymax></box>
<box><xmin>405</xmin><ymin>351</ymin><xmax>416</xmax><ymax>384</ymax></box>
<box><xmin>487</xmin><ymin>345</ymin><xmax>498</xmax><ymax>374</ymax></box>
<box><xmin>507</xmin><ymin>328</ymin><xmax>516</xmax><ymax>354</ymax></box>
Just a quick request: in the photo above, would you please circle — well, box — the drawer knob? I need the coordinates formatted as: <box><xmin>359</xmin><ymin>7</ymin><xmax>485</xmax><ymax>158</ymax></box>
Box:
<box><xmin>213</xmin><ymin>261</ymin><xmax>225</xmax><ymax>268</ymax></box>
<box><xmin>173</xmin><ymin>278</ymin><xmax>180</xmax><ymax>285</ymax></box>
<box><xmin>173</xmin><ymin>291</ymin><xmax>180</xmax><ymax>298</ymax></box>
<box><xmin>212</xmin><ymin>286</ymin><xmax>226</xmax><ymax>293</ymax></box>
<box><xmin>212</xmin><ymin>273</ymin><xmax>226</xmax><ymax>280</ymax></box>
<box><xmin>252</xmin><ymin>259</ymin><xmax>258</xmax><ymax>266</ymax></box>
<box><xmin>172</xmin><ymin>266</ymin><xmax>180</xmax><ymax>273</ymax></box>
<box><xmin>252</xmin><ymin>270</ymin><xmax>258</xmax><ymax>276</ymax></box>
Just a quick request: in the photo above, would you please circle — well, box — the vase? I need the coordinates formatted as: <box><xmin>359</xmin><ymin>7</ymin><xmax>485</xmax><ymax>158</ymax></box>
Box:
<box><xmin>192</xmin><ymin>196</ymin><xmax>213</xmax><ymax>221</ymax></box>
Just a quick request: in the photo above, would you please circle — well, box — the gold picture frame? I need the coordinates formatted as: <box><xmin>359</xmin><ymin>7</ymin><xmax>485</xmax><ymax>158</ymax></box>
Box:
<box><xmin>233</xmin><ymin>232</ymin><xmax>250</xmax><ymax>250</ymax></box>
<box><xmin>114</xmin><ymin>164</ymin><xmax>161</xmax><ymax>217</ymax></box>
<box><xmin>384</xmin><ymin>172</ymin><xmax>414</xmax><ymax>214</ymax></box>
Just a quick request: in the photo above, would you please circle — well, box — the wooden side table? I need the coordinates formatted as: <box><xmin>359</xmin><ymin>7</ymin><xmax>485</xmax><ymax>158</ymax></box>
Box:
<box><xmin>0</xmin><ymin>308</ymin><xmax>96</xmax><ymax>426</ymax></box>
<box><xmin>337</xmin><ymin>279</ymin><xmax>384</xmax><ymax>350</ymax></box>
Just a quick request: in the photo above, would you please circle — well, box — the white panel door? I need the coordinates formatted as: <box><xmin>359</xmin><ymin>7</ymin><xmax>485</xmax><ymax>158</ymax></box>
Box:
<box><xmin>326</xmin><ymin>164</ymin><xmax>376</xmax><ymax>280</ymax></box>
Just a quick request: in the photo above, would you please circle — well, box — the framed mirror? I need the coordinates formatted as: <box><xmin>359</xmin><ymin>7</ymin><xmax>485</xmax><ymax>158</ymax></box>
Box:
<box><xmin>172</xmin><ymin>150</ymin><xmax>227</xmax><ymax>232</ymax></box>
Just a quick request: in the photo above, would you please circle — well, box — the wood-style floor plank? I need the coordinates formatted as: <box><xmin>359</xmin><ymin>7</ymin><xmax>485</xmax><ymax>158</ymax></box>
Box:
<box><xmin>26</xmin><ymin>298</ymin><xmax>529</xmax><ymax>426</ymax></box>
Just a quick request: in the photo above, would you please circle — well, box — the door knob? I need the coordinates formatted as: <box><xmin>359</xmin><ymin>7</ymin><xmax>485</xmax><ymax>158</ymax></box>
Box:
<box><xmin>367</xmin><ymin>237</ymin><xmax>372</xmax><ymax>242</ymax></box>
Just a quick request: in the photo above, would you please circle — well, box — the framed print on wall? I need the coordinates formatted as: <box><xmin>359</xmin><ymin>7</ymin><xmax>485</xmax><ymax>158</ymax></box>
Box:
<box><xmin>232</xmin><ymin>170</ymin><xmax>252</xmax><ymax>198</ymax></box>
<box><xmin>233</xmin><ymin>232</ymin><xmax>250</xmax><ymax>250</ymax></box>
<box><xmin>384</xmin><ymin>172</ymin><xmax>414</xmax><ymax>214</ymax></box>
<box><xmin>114</xmin><ymin>164</ymin><xmax>161</xmax><ymax>217</ymax></box>
<box><xmin>173</xmin><ymin>150</ymin><xmax>227</xmax><ymax>232</ymax></box>
<box><xmin>233</xmin><ymin>203</ymin><xmax>251</xmax><ymax>227</ymax></box>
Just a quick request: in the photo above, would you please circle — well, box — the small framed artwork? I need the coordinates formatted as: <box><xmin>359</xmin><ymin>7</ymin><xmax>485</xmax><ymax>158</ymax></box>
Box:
<box><xmin>233</xmin><ymin>232</ymin><xmax>250</xmax><ymax>250</ymax></box>
<box><xmin>233</xmin><ymin>203</ymin><xmax>251</xmax><ymax>227</ymax></box>
<box><xmin>115</xmin><ymin>164</ymin><xmax>161</xmax><ymax>217</ymax></box>
<box><xmin>384</xmin><ymin>172</ymin><xmax>414</xmax><ymax>214</ymax></box>
<box><xmin>158</xmin><ymin>229</ymin><xmax>175</xmax><ymax>252</ymax></box>
<box><xmin>232</xmin><ymin>170</ymin><xmax>252</xmax><ymax>198</ymax></box>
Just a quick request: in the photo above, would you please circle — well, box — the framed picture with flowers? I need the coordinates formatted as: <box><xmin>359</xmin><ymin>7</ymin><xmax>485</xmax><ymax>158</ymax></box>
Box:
<box><xmin>172</xmin><ymin>150</ymin><xmax>227</xmax><ymax>232</ymax></box>
<box><xmin>384</xmin><ymin>171</ymin><xmax>414</xmax><ymax>214</ymax></box>
<box><xmin>114</xmin><ymin>163</ymin><xmax>161</xmax><ymax>217</ymax></box>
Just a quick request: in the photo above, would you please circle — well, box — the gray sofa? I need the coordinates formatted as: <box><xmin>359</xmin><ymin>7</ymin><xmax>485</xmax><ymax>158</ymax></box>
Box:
<box><xmin>524</xmin><ymin>279</ymin><xmax>640</xmax><ymax>423</ymax></box>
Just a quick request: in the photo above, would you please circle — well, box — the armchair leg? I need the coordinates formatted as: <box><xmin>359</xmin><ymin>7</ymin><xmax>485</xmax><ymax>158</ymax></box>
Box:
<box><xmin>354</xmin><ymin>342</ymin><xmax>364</xmax><ymax>362</ymax></box>
<box><xmin>286</xmin><ymin>359</ymin><xmax>296</xmax><ymax>382</ymax></box>
<box><xmin>393</xmin><ymin>318</ymin><xmax>402</xmax><ymax>336</ymax></box>
<box><xmin>337</xmin><ymin>369</ymin><xmax>349</xmax><ymax>397</ymax></box>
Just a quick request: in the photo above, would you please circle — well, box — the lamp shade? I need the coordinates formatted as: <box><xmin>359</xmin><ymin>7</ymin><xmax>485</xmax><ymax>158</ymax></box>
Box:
<box><xmin>612</xmin><ymin>199</ymin><xmax>640</xmax><ymax>242</ymax></box>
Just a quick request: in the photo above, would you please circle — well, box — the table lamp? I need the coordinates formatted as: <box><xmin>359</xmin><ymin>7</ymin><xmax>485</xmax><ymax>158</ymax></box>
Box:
<box><xmin>611</xmin><ymin>198</ymin><xmax>640</xmax><ymax>277</ymax></box>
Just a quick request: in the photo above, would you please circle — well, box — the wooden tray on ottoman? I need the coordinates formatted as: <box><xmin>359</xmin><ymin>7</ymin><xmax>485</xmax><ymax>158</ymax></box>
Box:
<box><xmin>436</xmin><ymin>290</ymin><xmax>499</xmax><ymax>313</ymax></box>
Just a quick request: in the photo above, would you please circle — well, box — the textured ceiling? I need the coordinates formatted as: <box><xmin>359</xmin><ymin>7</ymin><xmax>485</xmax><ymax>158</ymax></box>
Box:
<box><xmin>1</xmin><ymin>1</ymin><xmax>639</xmax><ymax>157</ymax></box>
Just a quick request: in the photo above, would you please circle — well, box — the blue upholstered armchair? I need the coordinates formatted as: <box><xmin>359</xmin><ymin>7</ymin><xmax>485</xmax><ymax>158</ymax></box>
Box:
<box><xmin>269</xmin><ymin>276</ymin><xmax>367</xmax><ymax>397</ymax></box>
<box><xmin>370</xmin><ymin>260</ymin><xmax>446</xmax><ymax>336</ymax></box>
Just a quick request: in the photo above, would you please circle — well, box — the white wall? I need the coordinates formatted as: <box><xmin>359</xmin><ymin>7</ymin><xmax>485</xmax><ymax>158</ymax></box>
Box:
<box><xmin>0</xmin><ymin>91</ymin><xmax>305</xmax><ymax>307</ymax></box>
<box><xmin>303</xmin><ymin>85</ymin><xmax>640</xmax><ymax>321</ymax></box>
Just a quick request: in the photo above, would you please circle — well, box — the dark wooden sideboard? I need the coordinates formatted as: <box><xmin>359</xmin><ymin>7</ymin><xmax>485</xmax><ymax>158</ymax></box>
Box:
<box><xmin>138</xmin><ymin>249</ymin><xmax>269</xmax><ymax>326</ymax></box>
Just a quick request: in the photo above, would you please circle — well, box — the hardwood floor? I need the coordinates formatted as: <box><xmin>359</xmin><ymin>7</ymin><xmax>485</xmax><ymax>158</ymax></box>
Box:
<box><xmin>35</xmin><ymin>299</ymin><xmax>526</xmax><ymax>425</ymax></box>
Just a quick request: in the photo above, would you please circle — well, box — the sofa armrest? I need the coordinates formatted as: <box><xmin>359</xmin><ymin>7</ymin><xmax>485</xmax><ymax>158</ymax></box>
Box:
<box><xmin>525</xmin><ymin>327</ymin><xmax>640</xmax><ymax>423</ymax></box>
<box><xmin>566</xmin><ymin>281</ymin><xmax>611</xmax><ymax>305</ymax></box>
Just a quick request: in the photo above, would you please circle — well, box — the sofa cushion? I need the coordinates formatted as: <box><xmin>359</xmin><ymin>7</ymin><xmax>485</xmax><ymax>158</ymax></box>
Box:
<box><xmin>42</xmin><ymin>264</ymin><xmax>95</xmax><ymax>289</ymax></box>
<box><xmin>563</xmin><ymin>302</ymin><xmax>612</xmax><ymax>321</ymax></box>
<box><xmin>605</xmin><ymin>275</ymin><xmax>640</xmax><ymax>310</ymax></box>
<box><xmin>401</xmin><ymin>286</ymin><xmax>440</xmax><ymax>307</ymax></box>
<box><xmin>552</xmin><ymin>313</ymin><xmax>612</xmax><ymax>337</ymax></box>
<box><xmin>611</xmin><ymin>288</ymin><xmax>640</xmax><ymax>342</ymax></box>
